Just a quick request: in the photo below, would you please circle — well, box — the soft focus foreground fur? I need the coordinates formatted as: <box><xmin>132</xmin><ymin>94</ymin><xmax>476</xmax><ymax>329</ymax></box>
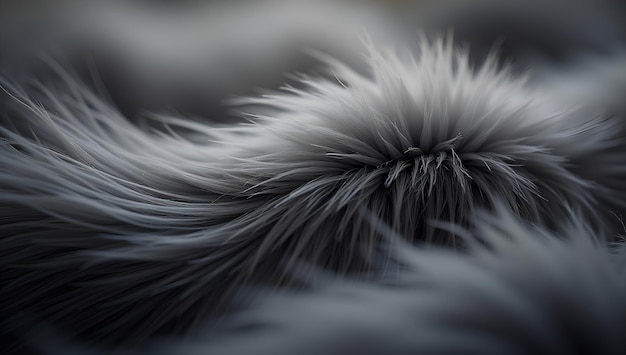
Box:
<box><xmin>2</xmin><ymin>34</ymin><xmax>626</xmax><ymax>353</ymax></box>
<box><xmin>145</xmin><ymin>206</ymin><xmax>626</xmax><ymax>355</ymax></box>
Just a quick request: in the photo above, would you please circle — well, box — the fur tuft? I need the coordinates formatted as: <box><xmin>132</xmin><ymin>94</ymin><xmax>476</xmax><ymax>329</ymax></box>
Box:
<box><xmin>2</xmin><ymin>36</ymin><xmax>626</xmax><ymax>349</ymax></box>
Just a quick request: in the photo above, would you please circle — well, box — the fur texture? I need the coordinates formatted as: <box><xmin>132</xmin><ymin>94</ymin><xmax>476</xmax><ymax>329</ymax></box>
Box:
<box><xmin>2</xmin><ymin>36</ymin><xmax>626</xmax><ymax>350</ymax></box>
<box><xmin>145</xmin><ymin>206</ymin><xmax>626</xmax><ymax>355</ymax></box>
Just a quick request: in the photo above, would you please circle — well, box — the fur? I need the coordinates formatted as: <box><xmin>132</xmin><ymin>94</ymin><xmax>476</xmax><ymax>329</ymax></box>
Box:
<box><xmin>144</xmin><ymin>206</ymin><xmax>626</xmax><ymax>355</ymax></box>
<box><xmin>2</xmin><ymin>35</ymin><xmax>626</xmax><ymax>351</ymax></box>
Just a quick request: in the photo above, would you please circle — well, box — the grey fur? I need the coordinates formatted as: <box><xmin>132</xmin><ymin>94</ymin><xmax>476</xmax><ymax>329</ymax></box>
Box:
<box><xmin>2</xmin><ymin>36</ymin><xmax>625</xmax><ymax>349</ymax></box>
<box><xmin>146</xmin><ymin>206</ymin><xmax>626</xmax><ymax>355</ymax></box>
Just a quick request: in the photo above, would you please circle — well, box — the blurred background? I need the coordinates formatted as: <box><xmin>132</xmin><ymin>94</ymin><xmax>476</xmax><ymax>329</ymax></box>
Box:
<box><xmin>2</xmin><ymin>0</ymin><xmax>625</xmax><ymax>125</ymax></box>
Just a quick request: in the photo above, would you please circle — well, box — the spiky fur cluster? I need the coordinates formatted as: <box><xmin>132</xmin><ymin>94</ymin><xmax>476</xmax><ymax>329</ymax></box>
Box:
<box><xmin>2</xmin><ymin>30</ymin><xmax>626</xmax><ymax>354</ymax></box>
